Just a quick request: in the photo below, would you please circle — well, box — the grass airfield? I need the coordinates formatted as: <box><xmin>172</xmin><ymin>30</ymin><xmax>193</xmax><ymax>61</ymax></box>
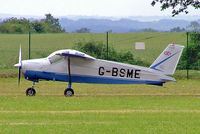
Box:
<box><xmin>0</xmin><ymin>33</ymin><xmax>199</xmax><ymax>133</ymax></box>
<box><xmin>0</xmin><ymin>78</ymin><xmax>200</xmax><ymax>134</ymax></box>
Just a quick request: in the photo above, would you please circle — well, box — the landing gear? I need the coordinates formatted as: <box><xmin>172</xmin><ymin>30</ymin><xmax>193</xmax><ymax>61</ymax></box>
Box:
<box><xmin>26</xmin><ymin>88</ymin><xmax>36</xmax><ymax>96</ymax></box>
<box><xmin>26</xmin><ymin>82</ymin><xmax>36</xmax><ymax>96</ymax></box>
<box><xmin>64</xmin><ymin>88</ymin><xmax>74</xmax><ymax>97</ymax></box>
<box><xmin>64</xmin><ymin>57</ymin><xmax>75</xmax><ymax>97</ymax></box>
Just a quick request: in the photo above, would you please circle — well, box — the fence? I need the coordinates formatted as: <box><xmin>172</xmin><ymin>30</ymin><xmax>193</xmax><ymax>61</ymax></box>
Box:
<box><xmin>104</xmin><ymin>32</ymin><xmax>200</xmax><ymax>79</ymax></box>
<box><xmin>184</xmin><ymin>32</ymin><xmax>200</xmax><ymax>79</ymax></box>
<box><xmin>0</xmin><ymin>32</ymin><xmax>199</xmax><ymax>79</ymax></box>
<box><xmin>69</xmin><ymin>32</ymin><xmax>200</xmax><ymax>79</ymax></box>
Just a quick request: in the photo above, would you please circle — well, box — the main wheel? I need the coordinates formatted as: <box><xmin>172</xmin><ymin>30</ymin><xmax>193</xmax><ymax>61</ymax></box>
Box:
<box><xmin>64</xmin><ymin>88</ymin><xmax>74</xmax><ymax>97</ymax></box>
<box><xmin>26</xmin><ymin>88</ymin><xmax>36</xmax><ymax>96</ymax></box>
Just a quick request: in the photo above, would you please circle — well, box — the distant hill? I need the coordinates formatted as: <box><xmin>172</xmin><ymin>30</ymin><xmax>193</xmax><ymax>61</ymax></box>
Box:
<box><xmin>59</xmin><ymin>18</ymin><xmax>191</xmax><ymax>33</ymax></box>
<box><xmin>0</xmin><ymin>13</ymin><xmax>198</xmax><ymax>33</ymax></box>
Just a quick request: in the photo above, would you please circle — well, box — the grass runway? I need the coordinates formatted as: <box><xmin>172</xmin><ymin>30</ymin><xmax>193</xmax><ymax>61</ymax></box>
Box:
<box><xmin>0</xmin><ymin>78</ymin><xmax>200</xmax><ymax>134</ymax></box>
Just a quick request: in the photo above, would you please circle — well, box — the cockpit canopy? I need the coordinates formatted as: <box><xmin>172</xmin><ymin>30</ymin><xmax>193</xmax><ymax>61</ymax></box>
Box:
<box><xmin>47</xmin><ymin>49</ymin><xmax>95</xmax><ymax>64</ymax></box>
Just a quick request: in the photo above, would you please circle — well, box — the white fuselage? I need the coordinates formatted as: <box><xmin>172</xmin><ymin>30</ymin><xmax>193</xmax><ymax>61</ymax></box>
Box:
<box><xmin>21</xmin><ymin>56</ymin><xmax>174</xmax><ymax>86</ymax></box>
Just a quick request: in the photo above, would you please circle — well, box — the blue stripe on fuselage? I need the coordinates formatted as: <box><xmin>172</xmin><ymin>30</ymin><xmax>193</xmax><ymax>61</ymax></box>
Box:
<box><xmin>150</xmin><ymin>52</ymin><xmax>179</xmax><ymax>71</ymax></box>
<box><xmin>24</xmin><ymin>70</ymin><xmax>164</xmax><ymax>86</ymax></box>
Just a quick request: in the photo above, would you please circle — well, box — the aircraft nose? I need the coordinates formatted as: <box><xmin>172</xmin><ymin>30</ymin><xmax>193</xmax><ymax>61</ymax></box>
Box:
<box><xmin>14</xmin><ymin>63</ymin><xmax>21</xmax><ymax>68</ymax></box>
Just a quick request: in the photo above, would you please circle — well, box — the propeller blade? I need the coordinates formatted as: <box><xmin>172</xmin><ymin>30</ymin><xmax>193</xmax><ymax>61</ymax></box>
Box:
<box><xmin>19</xmin><ymin>45</ymin><xmax>22</xmax><ymax>65</ymax></box>
<box><xmin>18</xmin><ymin>67</ymin><xmax>21</xmax><ymax>86</ymax></box>
<box><xmin>17</xmin><ymin>45</ymin><xmax>22</xmax><ymax>86</ymax></box>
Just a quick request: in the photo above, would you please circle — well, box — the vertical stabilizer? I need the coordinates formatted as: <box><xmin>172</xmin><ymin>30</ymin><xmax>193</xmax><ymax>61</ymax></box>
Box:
<box><xmin>150</xmin><ymin>44</ymin><xmax>184</xmax><ymax>75</ymax></box>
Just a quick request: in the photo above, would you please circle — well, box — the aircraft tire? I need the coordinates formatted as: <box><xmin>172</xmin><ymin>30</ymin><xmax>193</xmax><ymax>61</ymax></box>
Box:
<box><xmin>64</xmin><ymin>88</ymin><xmax>74</xmax><ymax>97</ymax></box>
<box><xmin>26</xmin><ymin>88</ymin><xmax>36</xmax><ymax>96</ymax></box>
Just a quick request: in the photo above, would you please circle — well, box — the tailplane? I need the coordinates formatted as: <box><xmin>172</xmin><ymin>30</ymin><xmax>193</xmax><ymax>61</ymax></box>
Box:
<box><xmin>150</xmin><ymin>44</ymin><xmax>184</xmax><ymax>75</ymax></box>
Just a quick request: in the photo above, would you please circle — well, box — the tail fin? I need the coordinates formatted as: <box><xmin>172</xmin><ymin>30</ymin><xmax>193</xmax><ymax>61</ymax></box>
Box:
<box><xmin>150</xmin><ymin>44</ymin><xmax>184</xmax><ymax>75</ymax></box>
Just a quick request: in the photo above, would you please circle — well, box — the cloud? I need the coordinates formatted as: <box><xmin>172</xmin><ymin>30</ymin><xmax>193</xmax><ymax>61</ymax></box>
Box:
<box><xmin>0</xmin><ymin>0</ymin><xmax>199</xmax><ymax>17</ymax></box>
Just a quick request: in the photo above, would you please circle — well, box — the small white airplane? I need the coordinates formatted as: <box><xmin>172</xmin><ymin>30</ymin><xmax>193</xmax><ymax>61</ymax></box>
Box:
<box><xmin>14</xmin><ymin>43</ymin><xmax>184</xmax><ymax>97</ymax></box>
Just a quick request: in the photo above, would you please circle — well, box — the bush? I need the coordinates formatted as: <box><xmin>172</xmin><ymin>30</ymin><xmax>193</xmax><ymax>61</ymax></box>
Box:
<box><xmin>178</xmin><ymin>32</ymin><xmax>200</xmax><ymax>70</ymax></box>
<box><xmin>0</xmin><ymin>18</ymin><xmax>34</xmax><ymax>33</ymax></box>
<box><xmin>73</xmin><ymin>41</ymin><xmax>149</xmax><ymax>67</ymax></box>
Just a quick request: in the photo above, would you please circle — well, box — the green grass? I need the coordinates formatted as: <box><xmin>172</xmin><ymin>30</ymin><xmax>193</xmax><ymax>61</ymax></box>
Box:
<box><xmin>0</xmin><ymin>32</ymin><xmax>186</xmax><ymax>69</ymax></box>
<box><xmin>2</xmin><ymin>32</ymin><xmax>197</xmax><ymax>79</ymax></box>
<box><xmin>0</xmin><ymin>78</ymin><xmax>200</xmax><ymax>133</ymax></box>
<box><xmin>0</xmin><ymin>33</ymin><xmax>199</xmax><ymax>133</ymax></box>
<box><xmin>174</xmin><ymin>70</ymin><xmax>200</xmax><ymax>79</ymax></box>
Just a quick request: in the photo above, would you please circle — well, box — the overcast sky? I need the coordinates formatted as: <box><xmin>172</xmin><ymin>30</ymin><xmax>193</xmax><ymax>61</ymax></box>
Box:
<box><xmin>0</xmin><ymin>0</ymin><xmax>199</xmax><ymax>17</ymax></box>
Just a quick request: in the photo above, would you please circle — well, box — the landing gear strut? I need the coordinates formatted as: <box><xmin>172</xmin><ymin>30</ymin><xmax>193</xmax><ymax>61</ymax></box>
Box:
<box><xmin>64</xmin><ymin>57</ymin><xmax>74</xmax><ymax>97</ymax></box>
<box><xmin>26</xmin><ymin>82</ymin><xmax>36</xmax><ymax>96</ymax></box>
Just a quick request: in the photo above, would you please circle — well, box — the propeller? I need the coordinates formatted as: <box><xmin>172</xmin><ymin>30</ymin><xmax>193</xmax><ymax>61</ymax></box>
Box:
<box><xmin>14</xmin><ymin>45</ymin><xmax>22</xmax><ymax>86</ymax></box>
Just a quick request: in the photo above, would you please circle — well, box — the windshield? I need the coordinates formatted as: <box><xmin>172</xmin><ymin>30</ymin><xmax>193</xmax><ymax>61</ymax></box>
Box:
<box><xmin>48</xmin><ymin>53</ymin><xmax>63</xmax><ymax>64</ymax></box>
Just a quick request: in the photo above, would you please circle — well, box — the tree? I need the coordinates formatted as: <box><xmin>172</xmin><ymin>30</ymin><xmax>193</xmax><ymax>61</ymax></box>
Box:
<box><xmin>170</xmin><ymin>26</ymin><xmax>185</xmax><ymax>32</ymax></box>
<box><xmin>178</xmin><ymin>32</ymin><xmax>200</xmax><ymax>70</ymax></box>
<box><xmin>43</xmin><ymin>13</ymin><xmax>65</xmax><ymax>33</ymax></box>
<box><xmin>0</xmin><ymin>14</ymin><xmax>66</xmax><ymax>33</ymax></box>
<box><xmin>74</xmin><ymin>27</ymin><xmax>90</xmax><ymax>33</ymax></box>
<box><xmin>0</xmin><ymin>17</ymin><xmax>34</xmax><ymax>33</ymax></box>
<box><xmin>187</xmin><ymin>21</ymin><xmax>200</xmax><ymax>32</ymax></box>
<box><xmin>151</xmin><ymin>0</ymin><xmax>200</xmax><ymax>16</ymax></box>
<box><xmin>140</xmin><ymin>28</ymin><xmax>158</xmax><ymax>32</ymax></box>
<box><xmin>32</xmin><ymin>21</ymin><xmax>46</xmax><ymax>33</ymax></box>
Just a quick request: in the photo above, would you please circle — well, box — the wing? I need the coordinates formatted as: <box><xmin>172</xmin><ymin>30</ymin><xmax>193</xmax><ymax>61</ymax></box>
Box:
<box><xmin>56</xmin><ymin>50</ymin><xmax>96</xmax><ymax>60</ymax></box>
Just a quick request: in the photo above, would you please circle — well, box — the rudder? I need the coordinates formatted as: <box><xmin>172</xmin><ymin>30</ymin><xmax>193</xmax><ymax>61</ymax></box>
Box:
<box><xmin>150</xmin><ymin>44</ymin><xmax>184</xmax><ymax>75</ymax></box>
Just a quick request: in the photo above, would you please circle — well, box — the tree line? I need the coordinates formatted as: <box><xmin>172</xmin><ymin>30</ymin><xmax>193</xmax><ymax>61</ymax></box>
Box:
<box><xmin>73</xmin><ymin>21</ymin><xmax>200</xmax><ymax>33</ymax></box>
<box><xmin>178</xmin><ymin>32</ymin><xmax>200</xmax><ymax>70</ymax></box>
<box><xmin>138</xmin><ymin>21</ymin><xmax>200</xmax><ymax>33</ymax></box>
<box><xmin>0</xmin><ymin>14</ymin><xmax>65</xmax><ymax>33</ymax></box>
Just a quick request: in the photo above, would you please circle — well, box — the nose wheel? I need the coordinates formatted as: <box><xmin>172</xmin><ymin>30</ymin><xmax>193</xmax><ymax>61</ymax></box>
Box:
<box><xmin>26</xmin><ymin>82</ymin><xmax>36</xmax><ymax>96</ymax></box>
<box><xmin>26</xmin><ymin>88</ymin><xmax>36</xmax><ymax>96</ymax></box>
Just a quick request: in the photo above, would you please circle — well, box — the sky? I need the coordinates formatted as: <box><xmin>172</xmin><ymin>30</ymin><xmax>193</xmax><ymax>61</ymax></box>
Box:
<box><xmin>0</xmin><ymin>0</ymin><xmax>199</xmax><ymax>18</ymax></box>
